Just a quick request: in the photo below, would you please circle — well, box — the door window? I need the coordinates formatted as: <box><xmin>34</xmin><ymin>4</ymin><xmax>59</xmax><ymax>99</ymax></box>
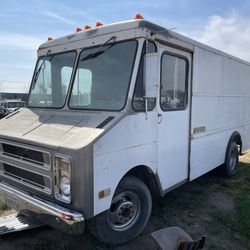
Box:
<box><xmin>160</xmin><ymin>53</ymin><xmax>188</xmax><ymax>111</ymax></box>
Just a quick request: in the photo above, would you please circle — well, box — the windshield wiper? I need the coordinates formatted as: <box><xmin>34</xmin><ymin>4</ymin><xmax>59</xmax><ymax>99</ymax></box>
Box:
<box><xmin>32</xmin><ymin>49</ymin><xmax>51</xmax><ymax>88</ymax></box>
<box><xmin>81</xmin><ymin>36</ymin><xmax>117</xmax><ymax>62</ymax></box>
<box><xmin>81</xmin><ymin>45</ymin><xmax>114</xmax><ymax>61</ymax></box>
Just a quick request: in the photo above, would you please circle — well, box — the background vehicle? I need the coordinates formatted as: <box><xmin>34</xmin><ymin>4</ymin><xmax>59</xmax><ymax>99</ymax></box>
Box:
<box><xmin>0</xmin><ymin>14</ymin><xmax>249</xmax><ymax>244</ymax></box>
<box><xmin>0</xmin><ymin>99</ymin><xmax>25</xmax><ymax>118</ymax></box>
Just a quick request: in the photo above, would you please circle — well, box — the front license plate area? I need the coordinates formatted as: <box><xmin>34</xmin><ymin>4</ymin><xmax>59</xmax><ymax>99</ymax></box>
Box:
<box><xmin>5</xmin><ymin>194</ymin><xmax>20</xmax><ymax>210</ymax></box>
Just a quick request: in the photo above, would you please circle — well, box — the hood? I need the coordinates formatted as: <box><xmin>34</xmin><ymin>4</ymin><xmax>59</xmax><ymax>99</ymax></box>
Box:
<box><xmin>0</xmin><ymin>108</ymin><xmax>121</xmax><ymax>150</ymax></box>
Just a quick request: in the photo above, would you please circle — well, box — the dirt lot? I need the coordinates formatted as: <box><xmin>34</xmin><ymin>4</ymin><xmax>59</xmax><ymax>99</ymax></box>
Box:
<box><xmin>1</xmin><ymin>153</ymin><xmax>250</xmax><ymax>250</ymax></box>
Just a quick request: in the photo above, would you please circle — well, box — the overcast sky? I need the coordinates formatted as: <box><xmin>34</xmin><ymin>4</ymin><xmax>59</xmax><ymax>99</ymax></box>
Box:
<box><xmin>1</xmin><ymin>0</ymin><xmax>250</xmax><ymax>90</ymax></box>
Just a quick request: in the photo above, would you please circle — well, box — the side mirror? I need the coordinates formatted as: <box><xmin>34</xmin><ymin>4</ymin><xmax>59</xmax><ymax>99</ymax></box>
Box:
<box><xmin>143</xmin><ymin>52</ymin><xmax>159</xmax><ymax>98</ymax></box>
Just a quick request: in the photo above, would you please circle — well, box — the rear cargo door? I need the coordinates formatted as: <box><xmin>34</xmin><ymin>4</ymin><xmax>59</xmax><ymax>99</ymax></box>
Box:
<box><xmin>157</xmin><ymin>45</ymin><xmax>192</xmax><ymax>191</ymax></box>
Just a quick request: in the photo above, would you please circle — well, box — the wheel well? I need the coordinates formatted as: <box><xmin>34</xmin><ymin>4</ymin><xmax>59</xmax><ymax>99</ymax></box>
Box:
<box><xmin>229</xmin><ymin>131</ymin><xmax>242</xmax><ymax>154</ymax></box>
<box><xmin>124</xmin><ymin>166</ymin><xmax>161</xmax><ymax>197</ymax></box>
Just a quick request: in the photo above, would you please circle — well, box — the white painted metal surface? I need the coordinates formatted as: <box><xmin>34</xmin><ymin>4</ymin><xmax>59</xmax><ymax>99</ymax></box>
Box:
<box><xmin>156</xmin><ymin>46</ymin><xmax>192</xmax><ymax>190</ymax></box>
<box><xmin>0</xmin><ymin>108</ymin><xmax>121</xmax><ymax>150</ymax></box>
<box><xmin>190</xmin><ymin>46</ymin><xmax>250</xmax><ymax>180</ymax></box>
<box><xmin>93</xmin><ymin>112</ymin><xmax>158</xmax><ymax>215</ymax></box>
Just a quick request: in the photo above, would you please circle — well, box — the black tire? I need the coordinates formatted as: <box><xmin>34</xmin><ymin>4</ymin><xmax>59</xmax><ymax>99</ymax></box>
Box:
<box><xmin>88</xmin><ymin>176</ymin><xmax>152</xmax><ymax>245</ymax></box>
<box><xmin>219</xmin><ymin>141</ymin><xmax>239</xmax><ymax>176</ymax></box>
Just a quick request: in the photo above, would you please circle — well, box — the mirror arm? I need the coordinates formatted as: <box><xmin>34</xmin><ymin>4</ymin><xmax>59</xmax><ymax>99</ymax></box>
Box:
<box><xmin>144</xmin><ymin>97</ymin><xmax>148</xmax><ymax>120</ymax></box>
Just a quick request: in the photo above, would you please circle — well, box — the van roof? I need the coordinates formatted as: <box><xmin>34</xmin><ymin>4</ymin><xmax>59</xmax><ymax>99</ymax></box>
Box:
<box><xmin>38</xmin><ymin>19</ymin><xmax>143</xmax><ymax>50</ymax></box>
<box><xmin>38</xmin><ymin>18</ymin><xmax>250</xmax><ymax>66</ymax></box>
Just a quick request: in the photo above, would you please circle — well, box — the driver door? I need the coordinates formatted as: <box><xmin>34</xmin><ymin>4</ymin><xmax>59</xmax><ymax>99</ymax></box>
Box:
<box><xmin>157</xmin><ymin>45</ymin><xmax>192</xmax><ymax>191</ymax></box>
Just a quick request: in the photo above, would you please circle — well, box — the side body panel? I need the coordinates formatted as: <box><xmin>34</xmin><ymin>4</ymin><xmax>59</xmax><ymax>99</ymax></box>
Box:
<box><xmin>190</xmin><ymin>46</ymin><xmax>250</xmax><ymax>180</ymax></box>
<box><xmin>93</xmin><ymin>113</ymin><xmax>157</xmax><ymax>216</ymax></box>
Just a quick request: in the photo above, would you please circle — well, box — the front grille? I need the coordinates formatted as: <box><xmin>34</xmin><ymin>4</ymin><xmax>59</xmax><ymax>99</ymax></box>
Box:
<box><xmin>4</xmin><ymin>164</ymin><xmax>45</xmax><ymax>186</ymax></box>
<box><xmin>2</xmin><ymin>143</ymin><xmax>44</xmax><ymax>165</ymax></box>
<box><xmin>2</xmin><ymin>164</ymin><xmax>51</xmax><ymax>193</ymax></box>
<box><xmin>1</xmin><ymin>143</ymin><xmax>50</xmax><ymax>169</ymax></box>
<box><xmin>0</xmin><ymin>141</ymin><xmax>52</xmax><ymax>194</ymax></box>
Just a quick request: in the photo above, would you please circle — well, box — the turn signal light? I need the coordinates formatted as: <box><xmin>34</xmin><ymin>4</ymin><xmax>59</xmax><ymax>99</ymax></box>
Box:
<box><xmin>98</xmin><ymin>188</ymin><xmax>111</xmax><ymax>199</ymax></box>
<box><xmin>96</xmin><ymin>21</ymin><xmax>103</xmax><ymax>27</ymax></box>
<box><xmin>85</xmin><ymin>25</ymin><xmax>92</xmax><ymax>30</ymax></box>
<box><xmin>76</xmin><ymin>27</ymin><xmax>82</xmax><ymax>32</ymax></box>
<box><xmin>47</xmin><ymin>37</ymin><xmax>53</xmax><ymax>41</ymax></box>
<box><xmin>135</xmin><ymin>13</ymin><xmax>144</xmax><ymax>20</ymax></box>
<box><xmin>61</xmin><ymin>213</ymin><xmax>72</xmax><ymax>220</ymax></box>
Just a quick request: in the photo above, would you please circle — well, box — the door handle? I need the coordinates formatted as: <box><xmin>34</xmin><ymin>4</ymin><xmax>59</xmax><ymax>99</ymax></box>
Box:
<box><xmin>157</xmin><ymin>114</ymin><xmax>162</xmax><ymax>124</ymax></box>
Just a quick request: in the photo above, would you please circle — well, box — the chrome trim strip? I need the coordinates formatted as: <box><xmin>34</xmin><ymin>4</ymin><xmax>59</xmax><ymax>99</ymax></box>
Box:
<box><xmin>0</xmin><ymin>182</ymin><xmax>84</xmax><ymax>223</ymax></box>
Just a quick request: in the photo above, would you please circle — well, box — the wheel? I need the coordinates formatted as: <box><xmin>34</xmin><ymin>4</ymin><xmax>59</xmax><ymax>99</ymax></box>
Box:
<box><xmin>220</xmin><ymin>141</ymin><xmax>239</xmax><ymax>176</ymax></box>
<box><xmin>88</xmin><ymin>176</ymin><xmax>152</xmax><ymax>245</ymax></box>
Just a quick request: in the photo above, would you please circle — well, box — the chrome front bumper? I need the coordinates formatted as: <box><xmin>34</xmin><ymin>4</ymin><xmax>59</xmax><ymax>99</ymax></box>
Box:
<box><xmin>0</xmin><ymin>182</ymin><xmax>85</xmax><ymax>235</ymax></box>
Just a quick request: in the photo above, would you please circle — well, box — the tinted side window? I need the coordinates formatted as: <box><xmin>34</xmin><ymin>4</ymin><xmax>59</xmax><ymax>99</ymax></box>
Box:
<box><xmin>132</xmin><ymin>41</ymin><xmax>157</xmax><ymax>111</ymax></box>
<box><xmin>161</xmin><ymin>54</ymin><xmax>188</xmax><ymax>111</ymax></box>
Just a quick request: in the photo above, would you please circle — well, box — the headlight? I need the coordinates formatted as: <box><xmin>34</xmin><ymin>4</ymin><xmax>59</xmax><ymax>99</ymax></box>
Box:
<box><xmin>54</xmin><ymin>155</ymin><xmax>71</xmax><ymax>203</ymax></box>
<box><xmin>60</xmin><ymin>175</ymin><xmax>70</xmax><ymax>196</ymax></box>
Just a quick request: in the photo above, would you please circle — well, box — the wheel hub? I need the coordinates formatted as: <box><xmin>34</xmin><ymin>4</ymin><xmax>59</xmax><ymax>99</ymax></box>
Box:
<box><xmin>116</xmin><ymin>201</ymin><xmax>135</xmax><ymax>221</ymax></box>
<box><xmin>107</xmin><ymin>191</ymin><xmax>140</xmax><ymax>231</ymax></box>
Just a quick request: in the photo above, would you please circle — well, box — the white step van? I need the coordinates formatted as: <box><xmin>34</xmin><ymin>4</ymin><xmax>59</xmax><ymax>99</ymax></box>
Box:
<box><xmin>0</xmin><ymin>15</ymin><xmax>249</xmax><ymax>244</ymax></box>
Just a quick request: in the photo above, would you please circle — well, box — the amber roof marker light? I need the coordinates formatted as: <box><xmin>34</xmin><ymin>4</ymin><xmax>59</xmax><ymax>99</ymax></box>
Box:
<box><xmin>85</xmin><ymin>25</ymin><xmax>92</xmax><ymax>30</ymax></box>
<box><xmin>135</xmin><ymin>13</ymin><xmax>144</xmax><ymax>20</ymax></box>
<box><xmin>96</xmin><ymin>21</ymin><xmax>103</xmax><ymax>27</ymax></box>
<box><xmin>76</xmin><ymin>27</ymin><xmax>83</xmax><ymax>32</ymax></box>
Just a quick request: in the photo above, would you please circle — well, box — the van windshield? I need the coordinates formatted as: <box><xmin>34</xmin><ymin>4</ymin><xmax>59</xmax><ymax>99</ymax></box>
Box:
<box><xmin>28</xmin><ymin>51</ymin><xmax>76</xmax><ymax>108</ymax></box>
<box><xmin>69</xmin><ymin>40</ymin><xmax>137</xmax><ymax>111</ymax></box>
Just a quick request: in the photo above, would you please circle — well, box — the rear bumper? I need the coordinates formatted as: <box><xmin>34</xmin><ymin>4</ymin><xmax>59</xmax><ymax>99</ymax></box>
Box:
<box><xmin>0</xmin><ymin>182</ymin><xmax>85</xmax><ymax>235</ymax></box>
